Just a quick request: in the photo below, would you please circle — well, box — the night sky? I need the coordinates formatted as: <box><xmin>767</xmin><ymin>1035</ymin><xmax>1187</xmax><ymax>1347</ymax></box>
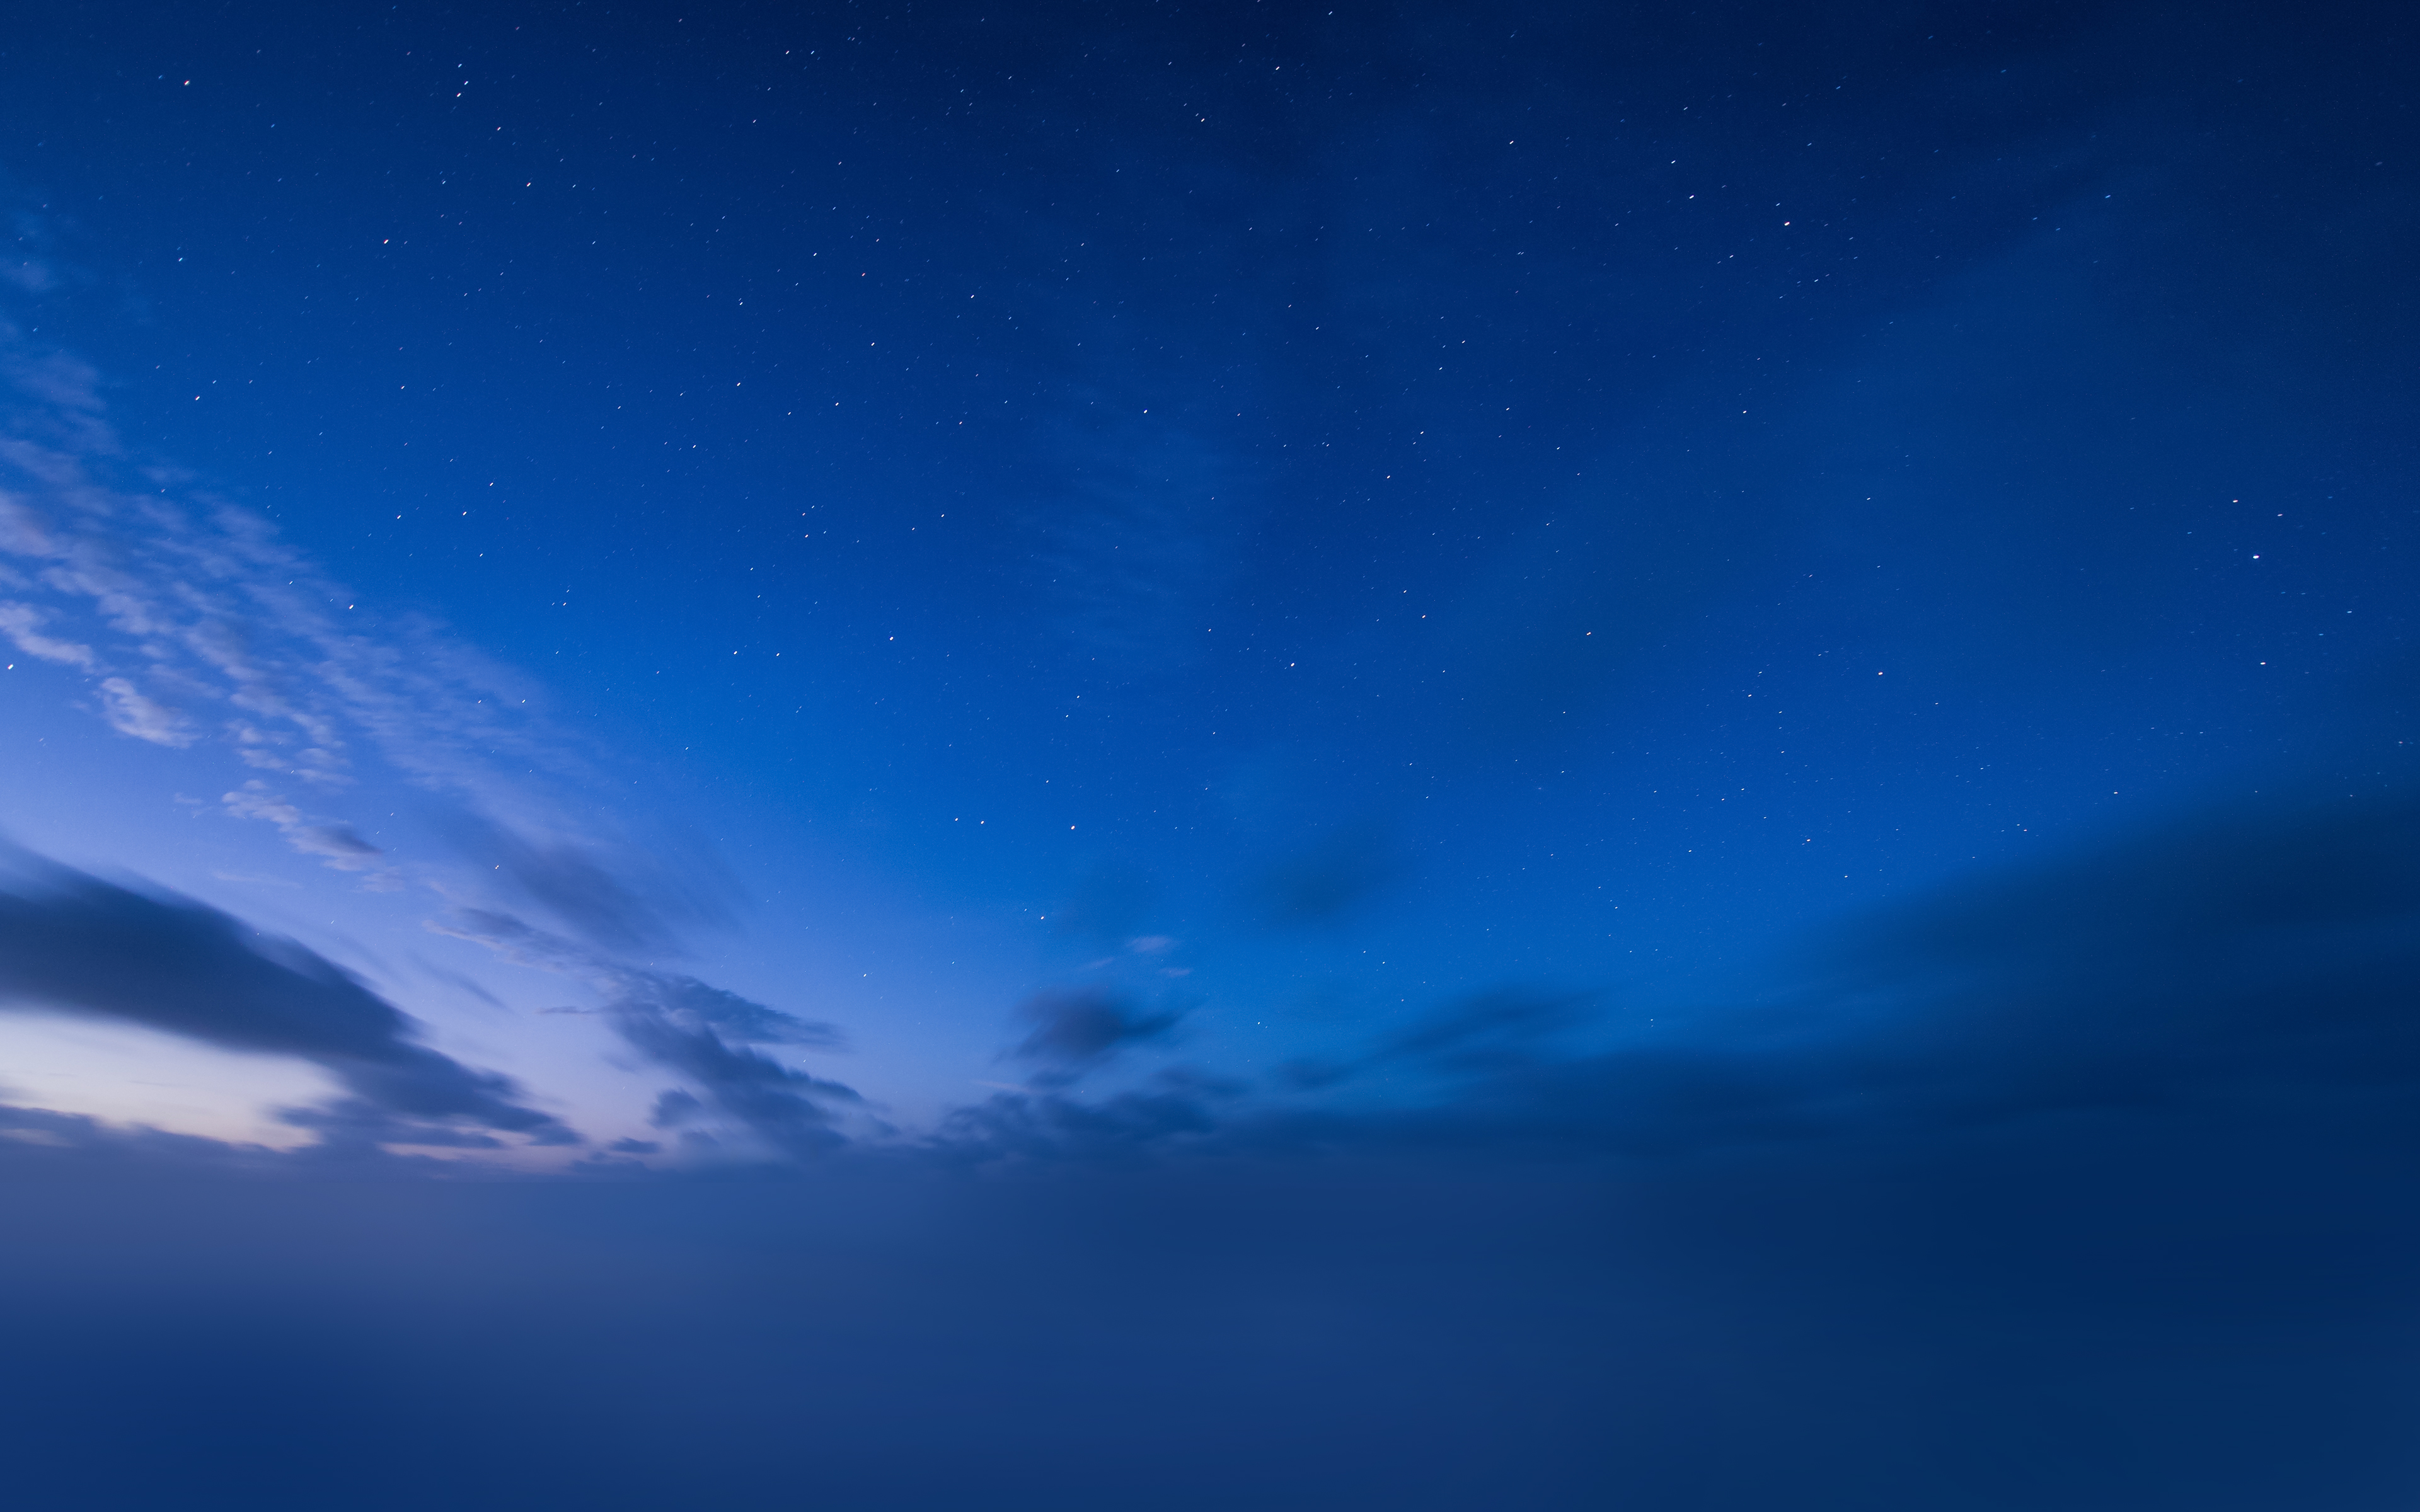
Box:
<box><xmin>1</xmin><ymin>3</ymin><xmax>2416</xmax><ymax>1507</ymax></box>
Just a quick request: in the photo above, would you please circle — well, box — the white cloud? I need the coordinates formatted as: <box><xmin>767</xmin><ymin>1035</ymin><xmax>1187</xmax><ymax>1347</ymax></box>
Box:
<box><xmin>96</xmin><ymin>677</ymin><xmax>193</xmax><ymax>747</ymax></box>
<box><xmin>0</xmin><ymin>600</ymin><xmax>93</xmax><ymax>668</ymax></box>
<box><xmin>222</xmin><ymin>780</ymin><xmax>385</xmax><ymax>873</ymax></box>
<box><xmin>0</xmin><ymin>335</ymin><xmax>587</xmax><ymax>829</ymax></box>
<box><xmin>1</xmin><ymin>316</ymin><xmax>724</xmax><ymax>965</ymax></box>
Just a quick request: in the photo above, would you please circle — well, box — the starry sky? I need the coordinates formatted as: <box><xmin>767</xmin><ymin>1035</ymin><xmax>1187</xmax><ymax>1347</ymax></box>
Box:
<box><xmin>1</xmin><ymin>3</ymin><xmax>2416</xmax><ymax>1508</ymax></box>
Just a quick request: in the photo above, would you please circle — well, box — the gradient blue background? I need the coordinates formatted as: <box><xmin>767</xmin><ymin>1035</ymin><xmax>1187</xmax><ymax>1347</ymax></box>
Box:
<box><xmin>0</xmin><ymin>3</ymin><xmax>2414</xmax><ymax>1507</ymax></box>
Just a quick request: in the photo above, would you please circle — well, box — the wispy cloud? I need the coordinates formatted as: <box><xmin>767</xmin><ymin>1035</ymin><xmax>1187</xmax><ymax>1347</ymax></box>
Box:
<box><xmin>432</xmin><ymin>907</ymin><xmax>862</xmax><ymax>1159</ymax></box>
<box><xmin>222</xmin><ymin>780</ymin><xmax>389</xmax><ymax>876</ymax></box>
<box><xmin>0</xmin><ymin>319</ymin><xmax>618</xmax><ymax>840</ymax></box>
<box><xmin>94</xmin><ymin>674</ymin><xmax>193</xmax><ymax>746</ymax></box>
<box><xmin>0</xmin><ymin>598</ymin><xmax>91</xmax><ymax>667</ymax></box>
<box><xmin>0</xmin><ymin>314</ymin><xmax>790</xmax><ymax>1147</ymax></box>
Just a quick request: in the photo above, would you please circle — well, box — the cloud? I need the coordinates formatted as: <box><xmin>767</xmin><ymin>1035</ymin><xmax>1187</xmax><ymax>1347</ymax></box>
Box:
<box><xmin>275</xmin><ymin>1096</ymin><xmax>582</xmax><ymax>1153</ymax></box>
<box><xmin>1758</xmin><ymin>791</ymin><xmax>2420</xmax><ymax>1135</ymax></box>
<box><xmin>447</xmin><ymin>813</ymin><xmax>734</xmax><ymax>954</ymax></box>
<box><xmin>1275</xmin><ymin>986</ymin><xmax>1594</xmax><ymax>1091</ymax></box>
<box><xmin>0</xmin><ymin>331</ymin><xmax>668</xmax><ymax>892</ymax></box>
<box><xmin>979</xmin><ymin>784</ymin><xmax>2420</xmax><ymax>1163</ymax></box>
<box><xmin>223</xmin><ymin>781</ymin><xmax>387</xmax><ymax>873</ymax></box>
<box><xmin>0</xmin><ymin>309</ymin><xmax>769</xmax><ymax>1062</ymax></box>
<box><xmin>1011</xmin><ymin>987</ymin><xmax>1182</xmax><ymax>1072</ymax></box>
<box><xmin>935</xmin><ymin>1075</ymin><xmax>1225</xmax><ymax>1160</ymax></box>
<box><xmin>1380</xmin><ymin>986</ymin><xmax>1593</xmax><ymax>1065</ymax></box>
<box><xmin>649</xmin><ymin>1089</ymin><xmax>704</xmax><ymax>1126</ymax></box>
<box><xmin>0</xmin><ymin>311</ymin><xmax>833</xmax><ymax>1167</ymax></box>
<box><xmin>631</xmin><ymin>975</ymin><xmax>847</xmax><ymax>1049</ymax></box>
<box><xmin>0</xmin><ymin>344</ymin><xmax>102</xmax><ymax>416</ymax></box>
<box><xmin>434</xmin><ymin>908</ymin><xmax>859</xmax><ymax>1157</ymax></box>
<box><xmin>95</xmin><ymin>675</ymin><xmax>193</xmax><ymax>746</ymax></box>
<box><xmin>0</xmin><ymin>848</ymin><xmax>575</xmax><ymax>1148</ymax></box>
<box><xmin>0</xmin><ymin>1099</ymin><xmax>294</xmax><ymax>1173</ymax></box>
<box><xmin>1</xmin><ymin>789</ymin><xmax>2416</xmax><ymax>1511</ymax></box>
<box><xmin>0</xmin><ymin>598</ymin><xmax>92</xmax><ymax>667</ymax></box>
<box><xmin>605</xmin><ymin>973</ymin><xmax>860</xmax><ymax>1156</ymax></box>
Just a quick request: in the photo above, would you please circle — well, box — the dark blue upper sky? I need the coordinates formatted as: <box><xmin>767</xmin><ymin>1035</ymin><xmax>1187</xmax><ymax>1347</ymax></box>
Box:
<box><xmin>0</xmin><ymin>3</ymin><xmax>2415</xmax><ymax>1507</ymax></box>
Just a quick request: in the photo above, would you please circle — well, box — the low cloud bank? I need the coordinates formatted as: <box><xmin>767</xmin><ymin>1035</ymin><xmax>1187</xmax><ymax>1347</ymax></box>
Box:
<box><xmin>1</xmin><ymin>786</ymin><xmax>2416</xmax><ymax>1507</ymax></box>
<box><xmin>943</xmin><ymin>788</ymin><xmax>2420</xmax><ymax>1166</ymax></box>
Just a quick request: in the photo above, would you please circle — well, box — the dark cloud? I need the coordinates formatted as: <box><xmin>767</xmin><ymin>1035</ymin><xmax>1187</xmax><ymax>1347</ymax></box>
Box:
<box><xmin>597</xmin><ymin>975</ymin><xmax>858</xmax><ymax>1157</ymax></box>
<box><xmin>0</xmin><ymin>1099</ymin><xmax>279</xmax><ymax>1173</ymax></box>
<box><xmin>294</xmin><ymin>824</ymin><xmax>381</xmax><ymax>864</ymax></box>
<box><xmin>447</xmin><ymin>816</ymin><xmax>734</xmax><ymax>956</ymax></box>
<box><xmin>415</xmin><ymin>958</ymin><xmax>507</xmax><ymax>1012</ymax></box>
<box><xmin>1011</xmin><ymin>988</ymin><xmax>1182</xmax><ymax>1072</ymax></box>
<box><xmin>14</xmin><ymin>782</ymin><xmax>2412</xmax><ymax>1176</ymax></box>
<box><xmin>993</xmin><ymin>786</ymin><xmax>2420</xmax><ymax>1166</ymax></box>
<box><xmin>632</xmin><ymin>974</ymin><xmax>846</xmax><ymax>1049</ymax></box>
<box><xmin>936</xmin><ymin>1083</ymin><xmax>1221</xmax><ymax>1160</ymax></box>
<box><xmin>1271</xmin><ymin>985</ymin><xmax>1593</xmax><ymax>1093</ymax></box>
<box><xmin>0</xmin><ymin>850</ymin><xmax>575</xmax><ymax>1148</ymax></box>
<box><xmin>1763</xmin><ymin>793</ymin><xmax>2420</xmax><ymax>1136</ymax></box>
<box><xmin>435</xmin><ymin>908</ymin><xmax>861</xmax><ymax>1157</ymax></box>
<box><xmin>277</xmin><ymin>1098</ymin><xmax>510</xmax><ymax>1152</ymax></box>
<box><xmin>931</xmin><ymin>1065</ymin><xmax>1253</xmax><ymax>1161</ymax></box>
<box><xmin>1380</xmin><ymin>986</ymin><xmax>1593</xmax><ymax>1066</ymax></box>
<box><xmin>648</xmin><ymin>1089</ymin><xmax>704</xmax><ymax>1128</ymax></box>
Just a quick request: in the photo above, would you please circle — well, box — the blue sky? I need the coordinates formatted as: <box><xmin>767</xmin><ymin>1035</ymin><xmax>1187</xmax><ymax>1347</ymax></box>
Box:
<box><xmin>1</xmin><ymin>3</ymin><xmax>2416</xmax><ymax>1506</ymax></box>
